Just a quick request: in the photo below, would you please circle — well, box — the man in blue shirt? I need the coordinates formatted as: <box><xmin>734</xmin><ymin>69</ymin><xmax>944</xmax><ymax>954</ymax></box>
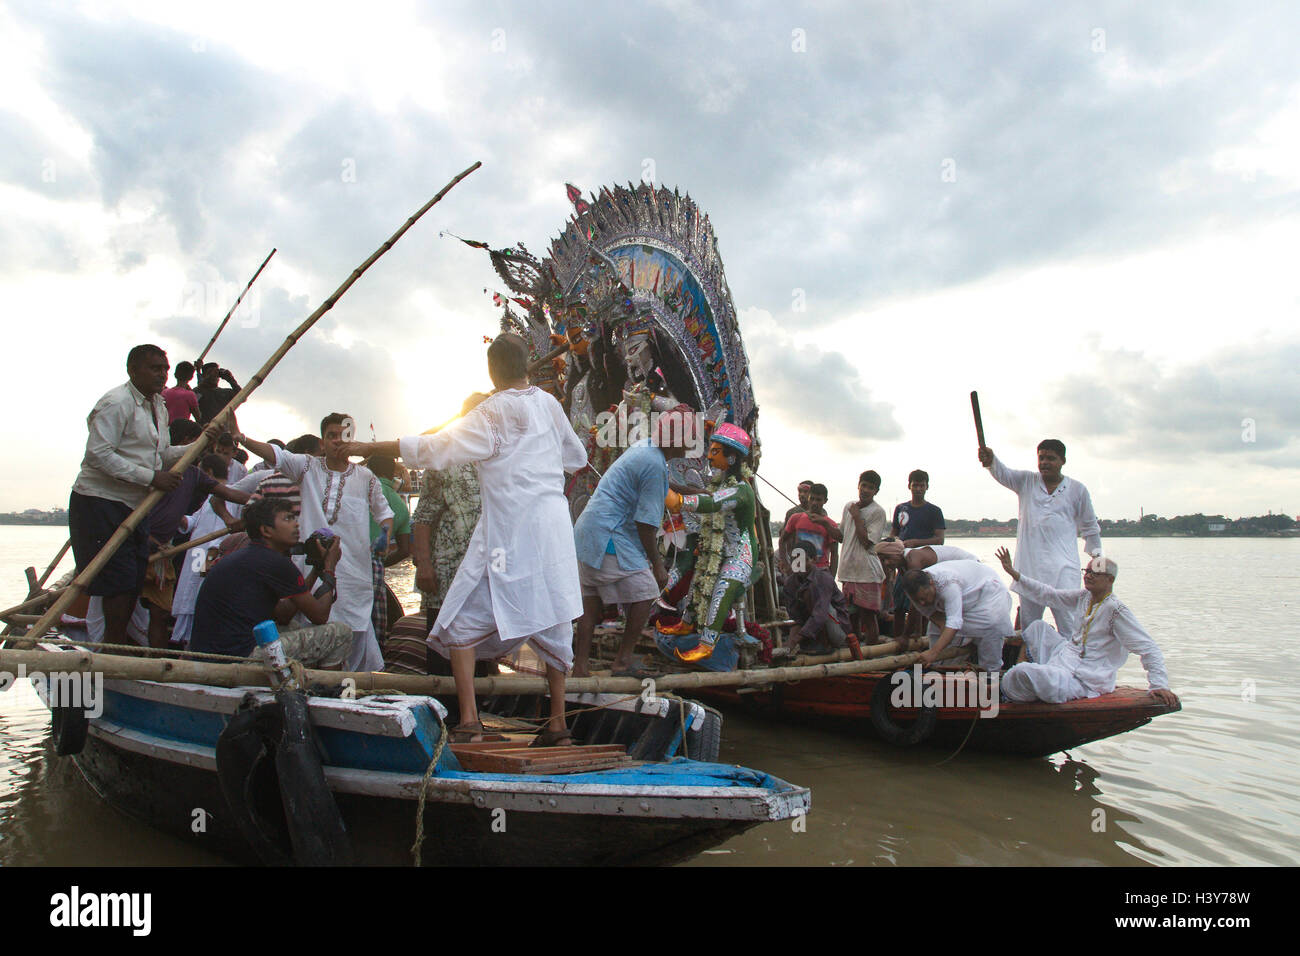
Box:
<box><xmin>572</xmin><ymin>409</ymin><xmax>697</xmax><ymax>676</ymax></box>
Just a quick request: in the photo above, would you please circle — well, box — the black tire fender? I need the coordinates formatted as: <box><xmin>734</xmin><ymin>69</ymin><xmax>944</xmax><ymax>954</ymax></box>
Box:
<box><xmin>870</xmin><ymin>670</ymin><xmax>938</xmax><ymax>746</ymax></box>
<box><xmin>215</xmin><ymin>692</ymin><xmax>353</xmax><ymax>866</ymax></box>
<box><xmin>51</xmin><ymin>700</ymin><xmax>90</xmax><ymax>757</ymax></box>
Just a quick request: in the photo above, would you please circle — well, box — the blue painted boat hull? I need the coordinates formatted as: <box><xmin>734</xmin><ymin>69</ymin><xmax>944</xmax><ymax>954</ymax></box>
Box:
<box><xmin>48</xmin><ymin>674</ymin><xmax>808</xmax><ymax>866</ymax></box>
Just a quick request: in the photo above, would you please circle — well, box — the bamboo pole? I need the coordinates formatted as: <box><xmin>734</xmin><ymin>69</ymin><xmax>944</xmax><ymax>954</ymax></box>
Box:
<box><xmin>783</xmin><ymin>638</ymin><xmax>922</xmax><ymax>667</ymax></box>
<box><xmin>0</xmin><ymin>587</ymin><xmax>64</xmax><ymax>618</ymax></box>
<box><xmin>36</xmin><ymin>539</ymin><xmax>71</xmax><ymax>590</ymax></box>
<box><xmin>0</xmin><ymin>527</ymin><xmax>237</xmax><ymax>625</ymax></box>
<box><xmin>20</xmin><ymin>162</ymin><xmax>483</xmax><ymax>643</ymax></box>
<box><xmin>0</xmin><ymin>644</ymin><xmax>962</xmax><ymax>697</ymax></box>
<box><xmin>195</xmin><ymin>248</ymin><xmax>277</xmax><ymax>367</ymax></box>
<box><xmin>153</xmin><ymin>525</ymin><xmax>234</xmax><ymax>562</ymax></box>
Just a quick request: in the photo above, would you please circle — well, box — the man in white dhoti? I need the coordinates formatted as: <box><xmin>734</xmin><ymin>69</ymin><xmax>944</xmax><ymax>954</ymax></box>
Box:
<box><xmin>239</xmin><ymin>414</ymin><xmax>393</xmax><ymax>673</ymax></box>
<box><xmin>978</xmin><ymin>439</ymin><xmax>1101</xmax><ymax>637</ymax></box>
<box><xmin>995</xmin><ymin>548</ymin><xmax>1178</xmax><ymax>706</ymax></box>
<box><xmin>900</xmin><ymin>560</ymin><xmax>1013</xmax><ymax>672</ymax></box>
<box><xmin>345</xmin><ymin>335</ymin><xmax>588</xmax><ymax>744</ymax></box>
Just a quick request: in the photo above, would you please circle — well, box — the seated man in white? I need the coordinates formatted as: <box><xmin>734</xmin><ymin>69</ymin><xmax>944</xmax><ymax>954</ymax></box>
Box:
<box><xmin>995</xmin><ymin>547</ymin><xmax>1179</xmax><ymax>707</ymax></box>
<box><xmin>899</xmin><ymin>559</ymin><xmax>1012</xmax><ymax>672</ymax></box>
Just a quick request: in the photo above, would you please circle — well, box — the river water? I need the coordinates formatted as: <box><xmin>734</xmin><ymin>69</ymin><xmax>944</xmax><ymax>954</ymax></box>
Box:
<box><xmin>2</xmin><ymin>525</ymin><xmax>1297</xmax><ymax>866</ymax></box>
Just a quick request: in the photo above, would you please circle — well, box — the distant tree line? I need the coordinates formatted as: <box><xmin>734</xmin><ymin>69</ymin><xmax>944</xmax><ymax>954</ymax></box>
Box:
<box><xmin>768</xmin><ymin>513</ymin><xmax>1296</xmax><ymax>538</ymax></box>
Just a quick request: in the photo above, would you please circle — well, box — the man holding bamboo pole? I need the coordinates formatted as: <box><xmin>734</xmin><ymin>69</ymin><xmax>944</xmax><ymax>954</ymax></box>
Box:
<box><xmin>19</xmin><ymin>162</ymin><xmax>483</xmax><ymax>648</ymax></box>
<box><xmin>68</xmin><ymin>345</ymin><xmax>186</xmax><ymax>645</ymax></box>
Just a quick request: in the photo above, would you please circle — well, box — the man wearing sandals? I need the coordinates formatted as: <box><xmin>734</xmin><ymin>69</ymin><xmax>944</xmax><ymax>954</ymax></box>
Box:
<box><xmin>571</xmin><ymin>407</ymin><xmax>698</xmax><ymax>678</ymax></box>
<box><xmin>343</xmin><ymin>335</ymin><xmax>588</xmax><ymax>746</ymax></box>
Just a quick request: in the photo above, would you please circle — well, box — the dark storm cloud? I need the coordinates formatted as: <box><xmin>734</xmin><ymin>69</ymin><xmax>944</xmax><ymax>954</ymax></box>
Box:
<box><xmin>1051</xmin><ymin>339</ymin><xmax>1300</xmax><ymax>465</ymax></box>
<box><xmin>9</xmin><ymin>0</ymin><xmax>1300</xmax><ymax>432</ymax></box>
<box><xmin>427</xmin><ymin>1</ymin><xmax>1300</xmax><ymax>323</ymax></box>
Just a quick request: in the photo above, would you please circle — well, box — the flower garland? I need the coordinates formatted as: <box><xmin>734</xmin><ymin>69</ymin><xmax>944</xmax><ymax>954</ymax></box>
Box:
<box><xmin>688</xmin><ymin>464</ymin><xmax>754</xmax><ymax>627</ymax></box>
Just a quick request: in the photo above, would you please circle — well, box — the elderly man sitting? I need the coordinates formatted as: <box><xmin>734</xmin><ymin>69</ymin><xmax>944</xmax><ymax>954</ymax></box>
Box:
<box><xmin>995</xmin><ymin>548</ymin><xmax>1179</xmax><ymax>706</ymax></box>
<box><xmin>899</xmin><ymin>560</ymin><xmax>1012</xmax><ymax>672</ymax></box>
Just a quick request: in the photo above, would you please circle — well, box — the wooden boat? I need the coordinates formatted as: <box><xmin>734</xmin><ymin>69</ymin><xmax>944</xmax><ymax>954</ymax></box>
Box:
<box><xmin>693</xmin><ymin>665</ymin><xmax>1180</xmax><ymax>758</ymax></box>
<box><xmin>27</xmin><ymin>644</ymin><xmax>809</xmax><ymax>866</ymax></box>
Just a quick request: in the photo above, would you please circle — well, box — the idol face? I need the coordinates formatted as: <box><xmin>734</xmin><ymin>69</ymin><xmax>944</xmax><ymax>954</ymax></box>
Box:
<box><xmin>707</xmin><ymin>441</ymin><xmax>730</xmax><ymax>472</ymax></box>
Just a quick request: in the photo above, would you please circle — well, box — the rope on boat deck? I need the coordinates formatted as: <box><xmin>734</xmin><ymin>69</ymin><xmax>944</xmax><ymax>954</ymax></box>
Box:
<box><xmin>411</xmin><ymin>713</ymin><xmax>450</xmax><ymax>867</ymax></box>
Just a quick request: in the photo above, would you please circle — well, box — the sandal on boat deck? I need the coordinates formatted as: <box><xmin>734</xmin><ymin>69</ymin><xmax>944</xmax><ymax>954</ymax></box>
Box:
<box><xmin>448</xmin><ymin>722</ymin><xmax>507</xmax><ymax>744</ymax></box>
<box><xmin>530</xmin><ymin>727</ymin><xmax>576</xmax><ymax>748</ymax></box>
<box><xmin>611</xmin><ymin>656</ymin><xmax>658</xmax><ymax>680</ymax></box>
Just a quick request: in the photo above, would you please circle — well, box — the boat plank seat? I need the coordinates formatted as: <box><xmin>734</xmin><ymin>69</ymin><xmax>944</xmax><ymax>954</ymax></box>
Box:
<box><xmin>450</xmin><ymin>741</ymin><xmax>640</xmax><ymax>775</ymax></box>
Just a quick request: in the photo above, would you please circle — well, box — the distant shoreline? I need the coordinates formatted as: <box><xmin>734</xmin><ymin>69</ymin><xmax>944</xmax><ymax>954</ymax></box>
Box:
<box><xmin>945</xmin><ymin>531</ymin><xmax>1300</xmax><ymax>539</ymax></box>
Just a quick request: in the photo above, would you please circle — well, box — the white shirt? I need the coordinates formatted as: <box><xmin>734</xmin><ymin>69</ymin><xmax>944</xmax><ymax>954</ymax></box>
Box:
<box><xmin>905</xmin><ymin>544</ymin><xmax>979</xmax><ymax>563</ymax></box>
<box><xmin>839</xmin><ymin>500</ymin><xmax>886</xmax><ymax>584</ymax></box>
<box><xmin>73</xmin><ymin>381</ymin><xmax>184</xmax><ymax>507</ymax></box>
<box><xmin>274</xmin><ymin>451</ymin><xmax>393</xmax><ymax>632</ymax></box>
<box><xmin>917</xmin><ymin>559</ymin><xmax>1011</xmax><ymax>634</ymax></box>
<box><xmin>400</xmin><ymin>387</ymin><xmax>588</xmax><ymax>643</ymax></box>
<box><xmin>989</xmin><ymin>455</ymin><xmax>1102</xmax><ymax>587</ymax></box>
<box><xmin>1012</xmin><ymin>574</ymin><xmax>1169</xmax><ymax>694</ymax></box>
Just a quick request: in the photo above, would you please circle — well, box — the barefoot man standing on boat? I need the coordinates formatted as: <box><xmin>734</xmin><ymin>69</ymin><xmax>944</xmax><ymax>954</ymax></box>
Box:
<box><xmin>345</xmin><ymin>334</ymin><xmax>589</xmax><ymax>744</ymax></box>
<box><xmin>996</xmin><ymin>548</ymin><xmax>1178</xmax><ymax>706</ymax></box>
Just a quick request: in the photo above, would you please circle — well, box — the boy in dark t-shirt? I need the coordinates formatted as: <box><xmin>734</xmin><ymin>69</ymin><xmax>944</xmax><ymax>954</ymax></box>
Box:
<box><xmin>191</xmin><ymin>498</ymin><xmax>350</xmax><ymax>668</ymax></box>
<box><xmin>891</xmin><ymin>469</ymin><xmax>945</xmax><ymax>547</ymax></box>
<box><xmin>889</xmin><ymin>469</ymin><xmax>945</xmax><ymax>636</ymax></box>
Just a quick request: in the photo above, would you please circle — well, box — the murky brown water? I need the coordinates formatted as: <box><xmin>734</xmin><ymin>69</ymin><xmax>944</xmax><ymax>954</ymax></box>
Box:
<box><xmin>3</xmin><ymin>526</ymin><xmax>1297</xmax><ymax>865</ymax></box>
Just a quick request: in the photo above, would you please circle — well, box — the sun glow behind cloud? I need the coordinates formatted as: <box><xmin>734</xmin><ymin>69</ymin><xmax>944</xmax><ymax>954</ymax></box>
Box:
<box><xmin>0</xmin><ymin>1</ymin><xmax>1296</xmax><ymax>522</ymax></box>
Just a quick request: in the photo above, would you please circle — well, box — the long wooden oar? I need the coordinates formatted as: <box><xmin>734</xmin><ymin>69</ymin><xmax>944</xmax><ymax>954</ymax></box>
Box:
<box><xmin>20</xmin><ymin>162</ymin><xmax>482</xmax><ymax>643</ymax></box>
<box><xmin>195</xmin><ymin>247</ymin><xmax>277</xmax><ymax>367</ymax></box>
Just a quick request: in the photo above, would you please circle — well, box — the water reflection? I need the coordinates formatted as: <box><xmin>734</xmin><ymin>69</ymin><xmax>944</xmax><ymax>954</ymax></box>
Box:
<box><xmin>2</xmin><ymin>532</ymin><xmax>1298</xmax><ymax>866</ymax></box>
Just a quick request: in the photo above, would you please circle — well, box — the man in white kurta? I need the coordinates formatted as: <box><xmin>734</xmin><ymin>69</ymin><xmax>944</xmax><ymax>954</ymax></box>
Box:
<box><xmin>238</xmin><ymin>418</ymin><xmax>393</xmax><ymax>672</ymax></box>
<box><xmin>398</xmin><ymin>386</ymin><xmax>587</xmax><ymax>670</ymax></box>
<box><xmin>978</xmin><ymin>440</ymin><xmax>1101</xmax><ymax>638</ymax></box>
<box><xmin>996</xmin><ymin>549</ymin><xmax>1177</xmax><ymax>706</ymax></box>
<box><xmin>902</xmin><ymin>559</ymin><xmax>1013</xmax><ymax>671</ymax></box>
<box><xmin>347</xmin><ymin>334</ymin><xmax>588</xmax><ymax>742</ymax></box>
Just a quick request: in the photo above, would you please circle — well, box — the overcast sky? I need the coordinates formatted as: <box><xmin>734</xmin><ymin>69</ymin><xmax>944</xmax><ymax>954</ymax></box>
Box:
<box><xmin>2</xmin><ymin>0</ymin><xmax>1297</xmax><ymax>524</ymax></box>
